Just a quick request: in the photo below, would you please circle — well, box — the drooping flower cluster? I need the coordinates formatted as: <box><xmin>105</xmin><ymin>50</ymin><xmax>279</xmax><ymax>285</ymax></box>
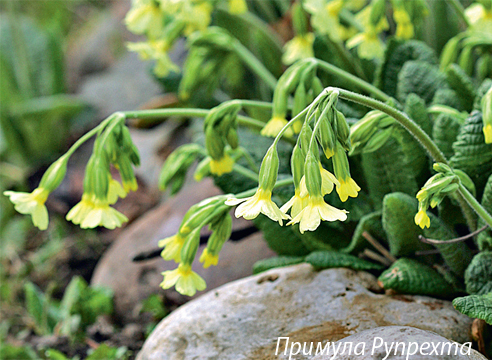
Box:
<box><xmin>159</xmin><ymin>196</ymin><xmax>232</xmax><ymax>296</ymax></box>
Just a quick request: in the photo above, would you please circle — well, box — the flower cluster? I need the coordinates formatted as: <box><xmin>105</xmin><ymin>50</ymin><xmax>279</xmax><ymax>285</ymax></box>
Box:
<box><xmin>349</xmin><ymin>108</ymin><xmax>395</xmax><ymax>155</ymax></box>
<box><xmin>125</xmin><ymin>0</ymin><xmax>247</xmax><ymax>77</ymax></box>
<box><xmin>159</xmin><ymin>196</ymin><xmax>232</xmax><ymax>296</ymax></box>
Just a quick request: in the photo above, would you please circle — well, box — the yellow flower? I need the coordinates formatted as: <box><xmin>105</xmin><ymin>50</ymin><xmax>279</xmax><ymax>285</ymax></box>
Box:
<box><xmin>127</xmin><ymin>40</ymin><xmax>180</xmax><ymax>77</ymax></box>
<box><xmin>280</xmin><ymin>190</ymin><xmax>309</xmax><ymax>219</ymax></box>
<box><xmin>4</xmin><ymin>188</ymin><xmax>50</xmax><ymax>230</ymax></box>
<box><xmin>282</xmin><ymin>33</ymin><xmax>315</xmax><ymax>65</ymax></box>
<box><xmin>226</xmin><ymin>188</ymin><xmax>290</xmax><ymax>225</ymax></box>
<box><xmin>66</xmin><ymin>193</ymin><xmax>94</xmax><ymax>225</ymax></box>
<box><xmin>393</xmin><ymin>8</ymin><xmax>414</xmax><ymax>39</ymax></box>
<box><xmin>160</xmin><ymin>263</ymin><xmax>206</xmax><ymax>296</ymax></box>
<box><xmin>336</xmin><ymin>177</ymin><xmax>361</xmax><ymax>202</ymax></box>
<box><xmin>180</xmin><ymin>1</ymin><xmax>213</xmax><ymax>36</ymax></box>
<box><xmin>305</xmin><ymin>0</ymin><xmax>344</xmax><ymax>41</ymax></box>
<box><xmin>159</xmin><ymin>233</ymin><xmax>186</xmax><ymax>262</ymax></box>
<box><xmin>484</xmin><ymin>124</ymin><xmax>492</xmax><ymax>144</ymax></box>
<box><xmin>228</xmin><ymin>0</ymin><xmax>247</xmax><ymax>14</ymax></box>
<box><xmin>415</xmin><ymin>208</ymin><xmax>430</xmax><ymax>229</ymax></box>
<box><xmin>199</xmin><ymin>248</ymin><xmax>219</xmax><ymax>268</ymax></box>
<box><xmin>67</xmin><ymin>195</ymin><xmax>128</xmax><ymax>229</ymax></box>
<box><xmin>347</xmin><ymin>30</ymin><xmax>385</xmax><ymax>60</ymax></box>
<box><xmin>209</xmin><ymin>154</ymin><xmax>235</xmax><ymax>176</ymax></box>
<box><xmin>107</xmin><ymin>179</ymin><xmax>127</xmax><ymax>205</ymax></box>
<box><xmin>465</xmin><ymin>3</ymin><xmax>492</xmax><ymax>33</ymax></box>
<box><xmin>261</xmin><ymin>116</ymin><xmax>293</xmax><ymax>138</ymax></box>
<box><xmin>288</xmin><ymin>195</ymin><xmax>348</xmax><ymax>233</ymax></box>
<box><xmin>299</xmin><ymin>165</ymin><xmax>339</xmax><ymax>197</ymax></box>
<box><xmin>122</xmin><ymin>177</ymin><xmax>138</xmax><ymax>193</ymax></box>
<box><xmin>125</xmin><ymin>1</ymin><xmax>164</xmax><ymax>38</ymax></box>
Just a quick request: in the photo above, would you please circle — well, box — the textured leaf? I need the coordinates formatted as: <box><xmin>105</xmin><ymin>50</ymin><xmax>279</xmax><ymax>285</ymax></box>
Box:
<box><xmin>342</xmin><ymin>211</ymin><xmax>387</xmax><ymax>255</ymax></box>
<box><xmin>446</xmin><ymin>63</ymin><xmax>477</xmax><ymax>112</ymax></box>
<box><xmin>382</xmin><ymin>192</ymin><xmax>432</xmax><ymax>257</ymax></box>
<box><xmin>361</xmin><ymin>138</ymin><xmax>418</xmax><ymax>207</ymax></box>
<box><xmin>432</xmin><ymin>88</ymin><xmax>464</xmax><ymax>111</ymax></box>
<box><xmin>24</xmin><ymin>282</ymin><xmax>46</xmax><ymax>332</ymax></box>
<box><xmin>378</xmin><ymin>258</ymin><xmax>457</xmax><ymax>297</ymax></box>
<box><xmin>253</xmin><ymin>256</ymin><xmax>305</xmax><ymax>274</ymax></box>
<box><xmin>305</xmin><ymin>250</ymin><xmax>383</xmax><ymax>271</ymax></box>
<box><xmin>474</xmin><ymin>79</ymin><xmax>492</xmax><ymax>110</ymax></box>
<box><xmin>451</xmin><ymin>111</ymin><xmax>492</xmax><ymax>196</ymax></box>
<box><xmin>465</xmin><ymin>252</ymin><xmax>492</xmax><ymax>295</ymax></box>
<box><xmin>478</xmin><ymin>175</ymin><xmax>492</xmax><ymax>250</ymax></box>
<box><xmin>397</xmin><ymin>61</ymin><xmax>448</xmax><ymax>104</ymax></box>
<box><xmin>425</xmin><ymin>213</ymin><xmax>473</xmax><ymax>277</ymax></box>
<box><xmin>432</xmin><ymin>114</ymin><xmax>462</xmax><ymax>160</ymax></box>
<box><xmin>376</xmin><ymin>39</ymin><xmax>438</xmax><ymax>98</ymax></box>
<box><xmin>453</xmin><ymin>293</ymin><xmax>492</xmax><ymax>324</ymax></box>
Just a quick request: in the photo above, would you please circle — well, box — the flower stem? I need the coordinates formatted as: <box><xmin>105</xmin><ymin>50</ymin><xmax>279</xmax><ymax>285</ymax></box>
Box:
<box><xmin>233</xmin><ymin>164</ymin><xmax>259</xmax><ymax>182</ymax></box>
<box><xmin>232</xmin><ymin>40</ymin><xmax>278</xmax><ymax>90</ymax></box>
<box><xmin>315</xmin><ymin>60</ymin><xmax>391</xmax><ymax>102</ymax></box>
<box><xmin>234</xmin><ymin>177</ymin><xmax>294</xmax><ymax>199</ymax></box>
<box><xmin>458</xmin><ymin>184</ymin><xmax>491</xmax><ymax>228</ymax></box>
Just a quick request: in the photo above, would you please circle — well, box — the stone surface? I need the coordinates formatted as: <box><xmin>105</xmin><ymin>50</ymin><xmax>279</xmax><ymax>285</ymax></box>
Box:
<box><xmin>137</xmin><ymin>264</ymin><xmax>474</xmax><ymax>360</ymax></box>
<box><xmin>312</xmin><ymin>326</ymin><xmax>486</xmax><ymax>360</ymax></box>
<box><xmin>91</xmin><ymin>178</ymin><xmax>275</xmax><ymax>320</ymax></box>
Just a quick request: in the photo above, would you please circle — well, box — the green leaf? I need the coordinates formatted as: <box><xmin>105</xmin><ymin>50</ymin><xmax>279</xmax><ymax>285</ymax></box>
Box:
<box><xmin>45</xmin><ymin>349</ymin><xmax>70</xmax><ymax>360</ymax></box>
<box><xmin>453</xmin><ymin>293</ymin><xmax>492</xmax><ymax>324</ymax></box>
<box><xmin>474</xmin><ymin>79</ymin><xmax>492</xmax><ymax>110</ymax></box>
<box><xmin>465</xmin><ymin>252</ymin><xmax>492</xmax><ymax>295</ymax></box>
<box><xmin>424</xmin><ymin>213</ymin><xmax>473</xmax><ymax>277</ymax></box>
<box><xmin>376</xmin><ymin>39</ymin><xmax>438</xmax><ymax>98</ymax></box>
<box><xmin>86</xmin><ymin>344</ymin><xmax>129</xmax><ymax>360</ymax></box>
<box><xmin>432</xmin><ymin>88</ymin><xmax>464</xmax><ymax>111</ymax></box>
<box><xmin>0</xmin><ymin>344</ymin><xmax>38</xmax><ymax>360</ymax></box>
<box><xmin>382</xmin><ymin>192</ymin><xmax>432</xmax><ymax>257</ymax></box>
<box><xmin>432</xmin><ymin>114</ymin><xmax>462</xmax><ymax>160</ymax></box>
<box><xmin>24</xmin><ymin>282</ymin><xmax>46</xmax><ymax>334</ymax></box>
<box><xmin>445</xmin><ymin>63</ymin><xmax>477</xmax><ymax>112</ymax></box>
<box><xmin>253</xmin><ymin>256</ymin><xmax>305</xmax><ymax>274</ymax></box>
<box><xmin>451</xmin><ymin>111</ymin><xmax>492</xmax><ymax>196</ymax></box>
<box><xmin>342</xmin><ymin>211</ymin><xmax>387</xmax><ymax>255</ymax></box>
<box><xmin>361</xmin><ymin>138</ymin><xmax>419</xmax><ymax>207</ymax></box>
<box><xmin>305</xmin><ymin>250</ymin><xmax>383</xmax><ymax>271</ymax></box>
<box><xmin>141</xmin><ymin>294</ymin><xmax>168</xmax><ymax>320</ymax></box>
<box><xmin>396</xmin><ymin>61</ymin><xmax>448</xmax><ymax>105</ymax></box>
<box><xmin>478</xmin><ymin>174</ymin><xmax>492</xmax><ymax>250</ymax></box>
<box><xmin>378</xmin><ymin>258</ymin><xmax>457</xmax><ymax>297</ymax></box>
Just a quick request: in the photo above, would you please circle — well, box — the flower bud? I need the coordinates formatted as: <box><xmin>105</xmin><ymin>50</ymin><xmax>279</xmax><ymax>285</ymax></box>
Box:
<box><xmin>180</xmin><ymin>228</ymin><xmax>201</xmax><ymax>266</ymax></box>
<box><xmin>39</xmin><ymin>155</ymin><xmax>69</xmax><ymax>193</ymax></box>
<box><xmin>194</xmin><ymin>157</ymin><xmax>211</xmax><ymax>181</ymax></box>
<box><xmin>335</xmin><ymin>109</ymin><xmax>350</xmax><ymax>150</ymax></box>
<box><xmin>92</xmin><ymin>156</ymin><xmax>110</xmax><ymax>200</ymax></box>
<box><xmin>206</xmin><ymin>213</ymin><xmax>232</xmax><ymax>256</ymax></box>
<box><xmin>317</xmin><ymin>117</ymin><xmax>336</xmax><ymax>159</ymax></box>
<box><xmin>369</xmin><ymin>0</ymin><xmax>387</xmax><ymax>26</ymax></box>
<box><xmin>292</xmin><ymin>2</ymin><xmax>309</xmax><ymax>35</ymax></box>
<box><xmin>159</xmin><ymin>144</ymin><xmax>202</xmax><ymax>191</ymax></box>
<box><xmin>304</xmin><ymin>150</ymin><xmax>322</xmax><ymax>197</ymax></box>
<box><xmin>258</xmin><ymin>145</ymin><xmax>279</xmax><ymax>191</ymax></box>
<box><xmin>226</xmin><ymin>127</ymin><xmax>239</xmax><ymax>149</ymax></box>
<box><xmin>291</xmin><ymin>145</ymin><xmax>305</xmax><ymax>189</ymax></box>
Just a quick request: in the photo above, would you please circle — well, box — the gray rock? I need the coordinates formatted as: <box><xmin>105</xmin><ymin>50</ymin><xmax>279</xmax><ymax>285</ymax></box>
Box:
<box><xmin>312</xmin><ymin>326</ymin><xmax>486</xmax><ymax>360</ymax></box>
<box><xmin>137</xmin><ymin>265</ymin><xmax>474</xmax><ymax>360</ymax></box>
<box><xmin>91</xmin><ymin>178</ymin><xmax>275</xmax><ymax>320</ymax></box>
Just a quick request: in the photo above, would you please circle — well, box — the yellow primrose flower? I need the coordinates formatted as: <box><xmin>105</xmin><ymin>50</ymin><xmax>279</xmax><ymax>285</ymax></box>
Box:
<box><xmin>4</xmin><ymin>188</ymin><xmax>50</xmax><ymax>230</ymax></box>
<box><xmin>484</xmin><ymin>124</ymin><xmax>492</xmax><ymax>144</ymax></box>
<box><xmin>393</xmin><ymin>8</ymin><xmax>414</xmax><ymax>39</ymax></box>
<box><xmin>280</xmin><ymin>190</ymin><xmax>309</xmax><ymax>219</ymax></box>
<box><xmin>347</xmin><ymin>29</ymin><xmax>385</xmax><ymax>60</ymax></box>
<box><xmin>107</xmin><ymin>178</ymin><xmax>127</xmax><ymax>205</ymax></box>
<box><xmin>180</xmin><ymin>1</ymin><xmax>213</xmax><ymax>36</ymax></box>
<box><xmin>465</xmin><ymin>3</ymin><xmax>492</xmax><ymax>33</ymax></box>
<box><xmin>199</xmin><ymin>248</ymin><xmax>219</xmax><ymax>268</ymax></box>
<box><xmin>127</xmin><ymin>40</ymin><xmax>180</xmax><ymax>77</ymax></box>
<box><xmin>282</xmin><ymin>33</ymin><xmax>315</xmax><ymax>65</ymax></box>
<box><xmin>160</xmin><ymin>263</ymin><xmax>206</xmax><ymax>296</ymax></box>
<box><xmin>226</xmin><ymin>188</ymin><xmax>290</xmax><ymax>225</ymax></box>
<box><xmin>228</xmin><ymin>0</ymin><xmax>247</xmax><ymax>14</ymax></box>
<box><xmin>288</xmin><ymin>195</ymin><xmax>348</xmax><ymax>233</ymax></box>
<box><xmin>261</xmin><ymin>116</ymin><xmax>293</xmax><ymax>138</ymax></box>
<box><xmin>71</xmin><ymin>197</ymin><xmax>128</xmax><ymax>229</ymax></box>
<box><xmin>209</xmin><ymin>154</ymin><xmax>235</xmax><ymax>176</ymax></box>
<box><xmin>336</xmin><ymin>177</ymin><xmax>361</xmax><ymax>202</ymax></box>
<box><xmin>125</xmin><ymin>1</ymin><xmax>164</xmax><ymax>38</ymax></box>
<box><xmin>414</xmin><ymin>208</ymin><xmax>430</xmax><ymax>229</ymax></box>
<box><xmin>305</xmin><ymin>0</ymin><xmax>344</xmax><ymax>41</ymax></box>
<box><xmin>159</xmin><ymin>233</ymin><xmax>186</xmax><ymax>262</ymax></box>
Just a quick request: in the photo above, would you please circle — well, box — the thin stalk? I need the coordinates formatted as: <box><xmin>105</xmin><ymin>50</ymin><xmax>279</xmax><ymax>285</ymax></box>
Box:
<box><xmin>238</xmin><ymin>147</ymin><xmax>259</xmax><ymax>172</ymax></box>
<box><xmin>232</xmin><ymin>41</ymin><xmax>278</xmax><ymax>90</ymax></box>
<box><xmin>446</xmin><ymin>0</ymin><xmax>471</xmax><ymax>28</ymax></box>
<box><xmin>458</xmin><ymin>184</ymin><xmax>492</xmax><ymax>229</ymax></box>
<box><xmin>233</xmin><ymin>164</ymin><xmax>259</xmax><ymax>182</ymax></box>
<box><xmin>234</xmin><ymin>177</ymin><xmax>294</xmax><ymax>199</ymax></box>
<box><xmin>315</xmin><ymin>60</ymin><xmax>390</xmax><ymax>102</ymax></box>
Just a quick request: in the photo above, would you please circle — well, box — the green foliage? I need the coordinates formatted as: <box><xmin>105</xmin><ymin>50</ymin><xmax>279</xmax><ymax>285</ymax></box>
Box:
<box><xmin>396</xmin><ymin>61</ymin><xmax>447</xmax><ymax>104</ymax></box>
<box><xmin>453</xmin><ymin>293</ymin><xmax>492</xmax><ymax>325</ymax></box>
<box><xmin>445</xmin><ymin>64</ymin><xmax>476</xmax><ymax>112</ymax></box>
<box><xmin>382</xmin><ymin>192</ymin><xmax>432</xmax><ymax>257</ymax></box>
<box><xmin>305</xmin><ymin>250</ymin><xmax>383</xmax><ymax>271</ymax></box>
<box><xmin>378</xmin><ymin>258</ymin><xmax>457</xmax><ymax>297</ymax></box>
<box><xmin>465</xmin><ymin>252</ymin><xmax>492</xmax><ymax>295</ymax></box>
<box><xmin>141</xmin><ymin>294</ymin><xmax>168</xmax><ymax>321</ymax></box>
<box><xmin>432</xmin><ymin>88</ymin><xmax>464</xmax><ymax>111</ymax></box>
<box><xmin>376</xmin><ymin>39</ymin><xmax>437</xmax><ymax>98</ymax></box>
<box><xmin>432</xmin><ymin>114</ymin><xmax>462</xmax><ymax>160</ymax></box>
<box><xmin>86</xmin><ymin>344</ymin><xmax>130</xmax><ymax>360</ymax></box>
<box><xmin>342</xmin><ymin>211</ymin><xmax>386</xmax><ymax>255</ymax></box>
<box><xmin>0</xmin><ymin>344</ymin><xmax>38</xmax><ymax>360</ymax></box>
<box><xmin>451</xmin><ymin>111</ymin><xmax>492</xmax><ymax>195</ymax></box>
<box><xmin>252</xmin><ymin>256</ymin><xmax>305</xmax><ymax>274</ymax></box>
<box><xmin>424</xmin><ymin>213</ymin><xmax>473</xmax><ymax>277</ymax></box>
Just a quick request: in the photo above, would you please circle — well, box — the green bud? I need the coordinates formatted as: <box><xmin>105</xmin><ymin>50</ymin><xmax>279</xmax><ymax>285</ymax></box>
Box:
<box><xmin>291</xmin><ymin>145</ymin><xmax>305</xmax><ymax>188</ymax></box>
<box><xmin>92</xmin><ymin>156</ymin><xmax>110</xmax><ymax>200</ymax></box>
<box><xmin>116</xmin><ymin>153</ymin><xmax>138</xmax><ymax>192</ymax></box>
<box><xmin>293</xmin><ymin>81</ymin><xmax>307</xmax><ymax>117</ymax></box>
<box><xmin>206</xmin><ymin>213</ymin><xmax>232</xmax><ymax>256</ymax></box>
<box><xmin>180</xmin><ymin>228</ymin><xmax>201</xmax><ymax>266</ymax></box>
<box><xmin>39</xmin><ymin>155</ymin><xmax>69</xmax><ymax>192</ymax></box>
<box><xmin>440</xmin><ymin>182</ymin><xmax>459</xmax><ymax>194</ymax></box>
<box><xmin>258</xmin><ymin>145</ymin><xmax>279</xmax><ymax>191</ymax></box>
<box><xmin>304</xmin><ymin>150</ymin><xmax>322</xmax><ymax>197</ymax></box>
<box><xmin>433</xmin><ymin>162</ymin><xmax>453</xmax><ymax>174</ymax></box>
<box><xmin>226</xmin><ymin>127</ymin><xmax>239</xmax><ymax>149</ymax></box>
<box><xmin>440</xmin><ymin>35</ymin><xmax>461</xmax><ymax>71</ymax></box>
<box><xmin>354</xmin><ymin>127</ymin><xmax>393</xmax><ymax>154</ymax></box>
<box><xmin>159</xmin><ymin>144</ymin><xmax>202</xmax><ymax>191</ymax></box>
<box><xmin>332</xmin><ymin>141</ymin><xmax>350</xmax><ymax>182</ymax></box>
<box><xmin>335</xmin><ymin>109</ymin><xmax>350</xmax><ymax>150</ymax></box>
<box><xmin>299</xmin><ymin>122</ymin><xmax>314</xmax><ymax>154</ymax></box>
<box><xmin>194</xmin><ymin>157</ymin><xmax>211</xmax><ymax>182</ymax></box>
<box><xmin>317</xmin><ymin>117</ymin><xmax>336</xmax><ymax>159</ymax></box>
<box><xmin>292</xmin><ymin>2</ymin><xmax>308</xmax><ymax>35</ymax></box>
<box><xmin>189</xmin><ymin>27</ymin><xmax>235</xmax><ymax>51</ymax></box>
<box><xmin>369</xmin><ymin>0</ymin><xmax>386</xmax><ymax>26</ymax></box>
<box><xmin>180</xmin><ymin>198</ymin><xmax>225</xmax><ymax>233</ymax></box>
<box><xmin>458</xmin><ymin>46</ymin><xmax>474</xmax><ymax>76</ymax></box>
<box><xmin>454</xmin><ymin>169</ymin><xmax>476</xmax><ymax>196</ymax></box>
<box><xmin>205</xmin><ymin>125</ymin><xmax>226</xmax><ymax>160</ymax></box>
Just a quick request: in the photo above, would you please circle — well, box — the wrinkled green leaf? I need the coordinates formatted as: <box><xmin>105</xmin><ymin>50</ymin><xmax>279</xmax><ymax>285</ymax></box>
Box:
<box><xmin>453</xmin><ymin>293</ymin><xmax>492</xmax><ymax>325</ymax></box>
<box><xmin>397</xmin><ymin>61</ymin><xmax>448</xmax><ymax>104</ymax></box>
<box><xmin>446</xmin><ymin>64</ymin><xmax>477</xmax><ymax>112</ymax></box>
<box><xmin>253</xmin><ymin>256</ymin><xmax>305</xmax><ymax>274</ymax></box>
<box><xmin>465</xmin><ymin>252</ymin><xmax>492</xmax><ymax>295</ymax></box>
<box><xmin>305</xmin><ymin>250</ymin><xmax>383</xmax><ymax>271</ymax></box>
<box><xmin>478</xmin><ymin>174</ymin><xmax>492</xmax><ymax>250</ymax></box>
<box><xmin>432</xmin><ymin>114</ymin><xmax>462</xmax><ymax>160</ymax></box>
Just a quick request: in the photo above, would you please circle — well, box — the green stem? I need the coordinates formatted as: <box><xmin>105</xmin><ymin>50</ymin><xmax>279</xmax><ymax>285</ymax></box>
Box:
<box><xmin>238</xmin><ymin>147</ymin><xmax>259</xmax><ymax>172</ymax></box>
<box><xmin>234</xmin><ymin>177</ymin><xmax>294</xmax><ymax>199</ymax></box>
<box><xmin>458</xmin><ymin>184</ymin><xmax>490</xmax><ymax>228</ymax></box>
<box><xmin>446</xmin><ymin>0</ymin><xmax>471</xmax><ymax>28</ymax></box>
<box><xmin>233</xmin><ymin>164</ymin><xmax>259</xmax><ymax>182</ymax></box>
<box><xmin>232</xmin><ymin>40</ymin><xmax>278</xmax><ymax>90</ymax></box>
<box><xmin>273</xmin><ymin>106</ymin><xmax>311</xmax><ymax>147</ymax></box>
<box><xmin>315</xmin><ymin>60</ymin><xmax>391</xmax><ymax>102</ymax></box>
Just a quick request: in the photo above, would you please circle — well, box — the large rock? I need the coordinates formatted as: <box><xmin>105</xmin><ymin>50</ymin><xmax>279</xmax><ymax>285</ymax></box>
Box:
<box><xmin>91</xmin><ymin>179</ymin><xmax>275</xmax><ymax>320</ymax></box>
<box><xmin>137</xmin><ymin>264</ymin><xmax>474</xmax><ymax>360</ymax></box>
<box><xmin>312</xmin><ymin>326</ymin><xmax>486</xmax><ymax>360</ymax></box>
